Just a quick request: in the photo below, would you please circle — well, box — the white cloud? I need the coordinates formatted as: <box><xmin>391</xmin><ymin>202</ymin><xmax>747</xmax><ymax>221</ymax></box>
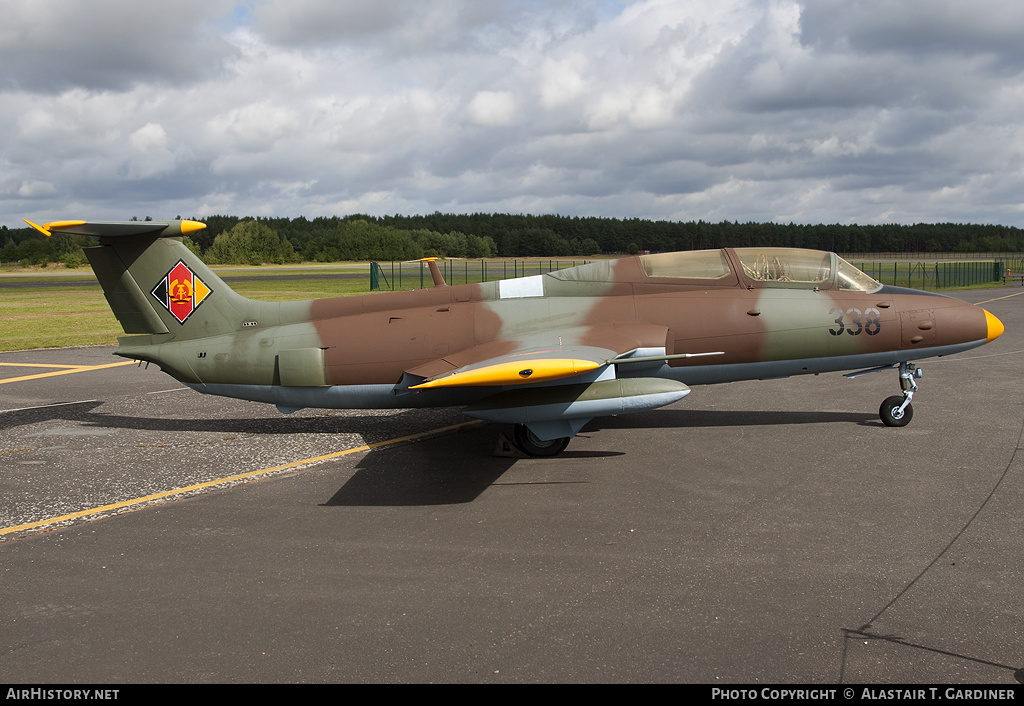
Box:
<box><xmin>129</xmin><ymin>123</ymin><xmax>169</xmax><ymax>153</ymax></box>
<box><xmin>0</xmin><ymin>0</ymin><xmax>238</xmax><ymax>92</ymax></box>
<box><xmin>5</xmin><ymin>0</ymin><xmax>1024</xmax><ymax>229</ymax></box>
<box><xmin>214</xmin><ymin>104</ymin><xmax>300</xmax><ymax>153</ymax></box>
<box><xmin>17</xmin><ymin>180</ymin><xmax>57</xmax><ymax>198</ymax></box>
<box><xmin>467</xmin><ymin>91</ymin><xmax>519</xmax><ymax>126</ymax></box>
<box><xmin>538</xmin><ymin>56</ymin><xmax>587</xmax><ymax>109</ymax></box>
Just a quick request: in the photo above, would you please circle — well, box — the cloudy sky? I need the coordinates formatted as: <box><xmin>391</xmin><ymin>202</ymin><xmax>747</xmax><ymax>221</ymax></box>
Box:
<box><xmin>4</xmin><ymin>0</ymin><xmax>1024</xmax><ymax>230</ymax></box>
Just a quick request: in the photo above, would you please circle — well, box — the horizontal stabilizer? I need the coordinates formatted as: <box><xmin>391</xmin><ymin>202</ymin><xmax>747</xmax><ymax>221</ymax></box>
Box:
<box><xmin>24</xmin><ymin>219</ymin><xmax>206</xmax><ymax>239</ymax></box>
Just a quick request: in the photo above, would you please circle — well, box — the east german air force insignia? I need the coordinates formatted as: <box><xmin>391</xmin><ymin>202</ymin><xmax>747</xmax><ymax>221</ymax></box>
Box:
<box><xmin>151</xmin><ymin>260</ymin><xmax>211</xmax><ymax>324</ymax></box>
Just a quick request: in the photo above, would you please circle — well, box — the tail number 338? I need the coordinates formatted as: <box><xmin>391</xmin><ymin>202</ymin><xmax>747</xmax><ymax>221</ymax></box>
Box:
<box><xmin>828</xmin><ymin>307</ymin><xmax>882</xmax><ymax>336</ymax></box>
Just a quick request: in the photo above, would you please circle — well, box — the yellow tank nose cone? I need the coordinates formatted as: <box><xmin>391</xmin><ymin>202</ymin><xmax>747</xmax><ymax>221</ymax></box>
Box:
<box><xmin>985</xmin><ymin>309</ymin><xmax>1005</xmax><ymax>343</ymax></box>
<box><xmin>179</xmin><ymin>220</ymin><xmax>207</xmax><ymax>235</ymax></box>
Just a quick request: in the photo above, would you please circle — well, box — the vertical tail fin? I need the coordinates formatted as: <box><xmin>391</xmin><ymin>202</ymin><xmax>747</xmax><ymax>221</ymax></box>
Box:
<box><xmin>26</xmin><ymin>219</ymin><xmax>259</xmax><ymax>341</ymax></box>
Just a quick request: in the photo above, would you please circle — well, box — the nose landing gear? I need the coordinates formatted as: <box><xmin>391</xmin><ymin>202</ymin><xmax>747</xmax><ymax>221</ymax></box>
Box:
<box><xmin>879</xmin><ymin>362</ymin><xmax>921</xmax><ymax>427</ymax></box>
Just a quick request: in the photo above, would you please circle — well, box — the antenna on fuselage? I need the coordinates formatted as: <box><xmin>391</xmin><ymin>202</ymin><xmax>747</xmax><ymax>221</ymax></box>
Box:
<box><xmin>402</xmin><ymin>257</ymin><xmax>447</xmax><ymax>287</ymax></box>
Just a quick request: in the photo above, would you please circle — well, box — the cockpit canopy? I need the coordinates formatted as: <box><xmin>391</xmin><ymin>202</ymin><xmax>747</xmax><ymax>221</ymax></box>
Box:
<box><xmin>636</xmin><ymin>247</ymin><xmax>882</xmax><ymax>292</ymax></box>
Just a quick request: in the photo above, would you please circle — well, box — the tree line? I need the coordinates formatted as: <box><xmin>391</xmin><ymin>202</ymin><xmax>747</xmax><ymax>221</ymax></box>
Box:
<box><xmin>4</xmin><ymin>214</ymin><xmax>1024</xmax><ymax>266</ymax></box>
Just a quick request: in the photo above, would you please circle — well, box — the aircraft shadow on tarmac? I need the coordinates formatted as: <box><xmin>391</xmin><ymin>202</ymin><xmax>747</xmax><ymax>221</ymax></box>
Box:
<box><xmin>0</xmin><ymin>401</ymin><xmax>875</xmax><ymax>508</ymax></box>
<box><xmin>1</xmin><ymin>401</ymin><xmax>458</xmax><ymax>443</ymax></box>
<box><xmin>582</xmin><ymin>407</ymin><xmax>877</xmax><ymax>431</ymax></box>
<box><xmin>322</xmin><ymin>422</ymin><xmax>624</xmax><ymax>507</ymax></box>
<box><xmin>319</xmin><ymin>408</ymin><xmax>877</xmax><ymax>507</ymax></box>
<box><xmin>324</xmin><ymin>424</ymin><xmax>515</xmax><ymax>506</ymax></box>
<box><xmin>0</xmin><ymin>400</ymin><xmax>876</xmax><ymax>435</ymax></box>
<box><xmin>0</xmin><ymin>400</ymin><xmax>106</xmax><ymax>425</ymax></box>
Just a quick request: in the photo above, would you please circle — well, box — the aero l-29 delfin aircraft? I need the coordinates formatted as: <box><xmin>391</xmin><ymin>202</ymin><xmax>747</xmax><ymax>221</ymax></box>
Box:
<box><xmin>25</xmin><ymin>218</ymin><xmax>1005</xmax><ymax>457</ymax></box>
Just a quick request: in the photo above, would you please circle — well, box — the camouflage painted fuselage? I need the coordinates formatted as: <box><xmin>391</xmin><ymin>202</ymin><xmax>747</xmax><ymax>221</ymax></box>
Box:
<box><xmin>14</xmin><ymin>218</ymin><xmax>994</xmax><ymax>453</ymax></box>
<box><xmin>101</xmin><ymin>240</ymin><xmax>998</xmax><ymax>415</ymax></box>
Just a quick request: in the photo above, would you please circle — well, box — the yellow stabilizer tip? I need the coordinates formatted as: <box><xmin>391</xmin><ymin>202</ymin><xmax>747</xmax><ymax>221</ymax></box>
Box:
<box><xmin>179</xmin><ymin>220</ymin><xmax>207</xmax><ymax>235</ymax></box>
<box><xmin>44</xmin><ymin>220</ymin><xmax>87</xmax><ymax>230</ymax></box>
<box><xmin>23</xmin><ymin>219</ymin><xmax>51</xmax><ymax>237</ymax></box>
<box><xmin>985</xmin><ymin>309</ymin><xmax>1005</xmax><ymax>343</ymax></box>
<box><xmin>411</xmin><ymin>358</ymin><xmax>602</xmax><ymax>390</ymax></box>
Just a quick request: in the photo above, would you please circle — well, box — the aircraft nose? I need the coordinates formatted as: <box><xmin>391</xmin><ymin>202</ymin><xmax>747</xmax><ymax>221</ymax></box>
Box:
<box><xmin>985</xmin><ymin>309</ymin><xmax>1005</xmax><ymax>343</ymax></box>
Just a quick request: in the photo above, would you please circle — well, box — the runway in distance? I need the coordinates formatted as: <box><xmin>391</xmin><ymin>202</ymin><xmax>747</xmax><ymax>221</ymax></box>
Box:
<box><xmin>25</xmin><ymin>218</ymin><xmax>1005</xmax><ymax>456</ymax></box>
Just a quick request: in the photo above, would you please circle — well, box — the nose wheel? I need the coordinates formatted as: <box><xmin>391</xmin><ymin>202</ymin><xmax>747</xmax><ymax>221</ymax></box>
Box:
<box><xmin>880</xmin><ymin>395</ymin><xmax>913</xmax><ymax>426</ymax></box>
<box><xmin>880</xmin><ymin>362</ymin><xmax>921</xmax><ymax>427</ymax></box>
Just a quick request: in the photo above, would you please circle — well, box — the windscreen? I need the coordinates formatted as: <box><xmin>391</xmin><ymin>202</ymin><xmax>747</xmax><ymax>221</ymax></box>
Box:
<box><xmin>835</xmin><ymin>257</ymin><xmax>883</xmax><ymax>292</ymax></box>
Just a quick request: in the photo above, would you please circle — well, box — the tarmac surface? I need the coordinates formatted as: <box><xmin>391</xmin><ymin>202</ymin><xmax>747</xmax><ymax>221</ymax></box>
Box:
<box><xmin>1</xmin><ymin>287</ymin><xmax>1023</xmax><ymax>684</ymax></box>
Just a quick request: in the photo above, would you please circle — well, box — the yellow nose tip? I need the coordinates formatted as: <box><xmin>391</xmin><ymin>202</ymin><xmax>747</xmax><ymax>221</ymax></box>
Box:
<box><xmin>985</xmin><ymin>309</ymin><xmax>1005</xmax><ymax>343</ymax></box>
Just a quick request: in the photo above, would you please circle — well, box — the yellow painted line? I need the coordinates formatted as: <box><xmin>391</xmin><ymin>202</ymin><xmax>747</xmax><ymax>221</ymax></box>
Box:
<box><xmin>0</xmin><ymin>361</ymin><xmax>135</xmax><ymax>385</ymax></box>
<box><xmin>976</xmin><ymin>290</ymin><xmax>1024</xmax><ymax>305</ymax></box>
<box><xmin>0</xmin><ymin>362</ymin><xmax>88</xmax><ymax>369</ymax></box>
<box><xmin>0</xmin><ymin>420</ymin><xmax>482</xmax><ymax>538</ymax></box>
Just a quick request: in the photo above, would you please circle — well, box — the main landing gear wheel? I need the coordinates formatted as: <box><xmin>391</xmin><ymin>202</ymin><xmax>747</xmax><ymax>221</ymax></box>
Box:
<box><xmin>512</xmin><ymin>424</ymin><xmax>571</xmax><ymax>457</ymax></box>
<box><xmin>879</xmin><ymin>395</ymin><xmax>913</xmax><ymax>427</ymax></box>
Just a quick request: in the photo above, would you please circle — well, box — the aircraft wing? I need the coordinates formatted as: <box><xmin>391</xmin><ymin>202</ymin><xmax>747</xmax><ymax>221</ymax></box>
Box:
<box><xmin>400</xmin><ymin>324</ymin><xmax>713</xmax><ymax>444</ymax></box>
<box><xmin>401</xmin><ymin>323</ymin><xmax>670</xmax><ymax>389</ymax></box>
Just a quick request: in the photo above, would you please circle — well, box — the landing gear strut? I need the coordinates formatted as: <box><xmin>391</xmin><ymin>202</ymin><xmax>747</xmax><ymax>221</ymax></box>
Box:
<box><xmin>879</xmin><ymin>362</ymin><xmax>921</xmax><ymax>427</ymax></box>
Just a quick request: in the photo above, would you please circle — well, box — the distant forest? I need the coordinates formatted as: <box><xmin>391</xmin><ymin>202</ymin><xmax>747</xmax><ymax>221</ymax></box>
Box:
<box><xmin>4</xmin><ymin>213</ymin><xmax>1024</xmax><ymax>266</ymax></box>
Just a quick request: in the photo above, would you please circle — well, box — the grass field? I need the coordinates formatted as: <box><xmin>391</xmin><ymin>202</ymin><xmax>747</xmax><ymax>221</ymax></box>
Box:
<box><xmin>0</xmin><ymin>260</ymin><xmax>586</xmax><ymax>351</ymax></box>
<box><xmin>0</xmin><ymin>276</ymin><xmax>378</xmax><ymax>351</ymax></box>
<box><xmin>0</xmin><ymin>285</ymin><xmax>123</xmax><ymax>350</ymax></box>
